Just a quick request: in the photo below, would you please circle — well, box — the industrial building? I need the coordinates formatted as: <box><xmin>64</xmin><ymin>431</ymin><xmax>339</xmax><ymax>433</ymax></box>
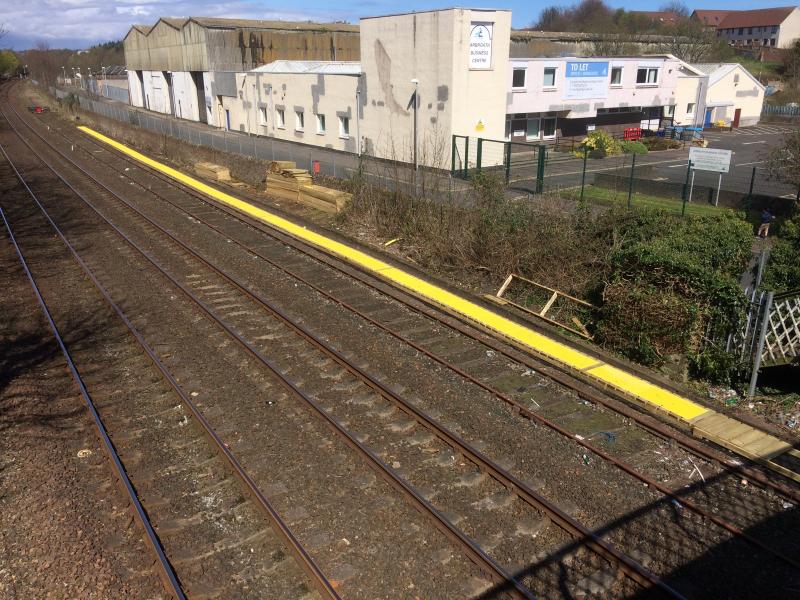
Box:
<box><xmin>123</xmin><ymin>8</ymin><xmax>765</xmax><ymax>168</ymax></box>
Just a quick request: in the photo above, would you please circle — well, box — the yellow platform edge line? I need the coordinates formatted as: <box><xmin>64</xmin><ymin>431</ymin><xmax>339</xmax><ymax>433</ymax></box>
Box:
<box><xmin>77</xmin><ymin>125</ymin><xmax>711</xmax><ymax>423</ymax></box>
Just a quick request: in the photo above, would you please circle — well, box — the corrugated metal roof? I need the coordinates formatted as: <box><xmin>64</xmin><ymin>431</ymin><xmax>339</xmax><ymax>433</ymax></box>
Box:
<box><xmin>251</xmin><ymin>60</ymin><xmax>362</xmax><ymax>75</ymax></box>
<box><xmin>692</xmin><ymin>63</ymin><xmax>765</xmax><ymax>90</ymax></box>
<box><xmin>189</xmin><ymin>17</ymin><xmax>358</xmax><ymax>32</ymax></box>
<box><xmin>718</xmin><ymin>7</ymin><xmax>796</xmax><ymax>29</ymax></box>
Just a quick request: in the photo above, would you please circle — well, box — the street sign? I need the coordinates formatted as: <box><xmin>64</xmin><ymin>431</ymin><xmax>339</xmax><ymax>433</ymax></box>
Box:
<box><xmin>689</xmin><ymin>147</ymin><xmax>732</xmax><ymax>173</ymax></box>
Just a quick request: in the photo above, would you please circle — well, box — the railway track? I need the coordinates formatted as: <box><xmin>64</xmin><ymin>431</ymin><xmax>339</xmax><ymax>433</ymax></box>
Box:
<box><xmin>3</xmin><ymin>82</ymin><xmax>799</xmax><ymax>597</ymax></box>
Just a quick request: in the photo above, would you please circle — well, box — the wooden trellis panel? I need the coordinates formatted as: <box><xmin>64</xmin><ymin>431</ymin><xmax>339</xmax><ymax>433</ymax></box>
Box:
<box><xmin>762</xmin><ymin>290</ymin><xmax>800</xmax><ymax>367</ymax></box>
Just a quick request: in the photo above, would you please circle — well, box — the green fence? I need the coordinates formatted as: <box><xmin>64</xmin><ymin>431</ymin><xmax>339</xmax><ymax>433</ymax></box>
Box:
<box><xmin>452</xmin><ymin>134</ymin><xmax>800</xmax><ymax>215</ymax></box>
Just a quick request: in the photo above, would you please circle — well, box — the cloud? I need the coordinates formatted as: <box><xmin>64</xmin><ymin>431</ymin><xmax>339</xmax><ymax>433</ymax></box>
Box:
<box><xmin>2</xmin><ymin>0</ymin><xmax>355</xmax><ymax>49</ymax></box>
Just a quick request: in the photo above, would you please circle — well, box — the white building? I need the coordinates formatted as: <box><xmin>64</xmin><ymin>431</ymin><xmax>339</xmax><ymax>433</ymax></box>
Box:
<box><xmin>687</xmin><ymin>63</ymin><xmax>766</xmax><ymax>127</ymax></box>
<box><xmin>505</xmin><ymin>56</ymin><xmax>702</xmax><ymax>141</ymax></box>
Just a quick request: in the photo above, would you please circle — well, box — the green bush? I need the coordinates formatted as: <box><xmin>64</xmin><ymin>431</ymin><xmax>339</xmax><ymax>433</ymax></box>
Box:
<box><xmin>762</xmin><ymin>211</ymin><xmax>800</xmax><ymax>291</ymax></box>
<box><xmin>640</xmin><ymin>137</ymin><xmax>681</xmax><ymax>151</ymax></box>
<box><xmin>621</xmin><ymin>140</ymin><xmax>648</xmax><ymax>155</ymax></box>
<box><xmin>595</xmin><ymin>210</ymin><xmax>753</xmax><ymax>382</ymax></box>
<box><xmin>574</xmin><ymin>130</ymin><xmax>622</xmax><ymax>158</ymax></box>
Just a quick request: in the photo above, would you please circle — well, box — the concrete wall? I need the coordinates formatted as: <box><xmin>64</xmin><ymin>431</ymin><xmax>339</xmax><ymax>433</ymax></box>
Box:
<box><xmin>673</xmin><ymin>73</ymin><xmax>708</xmax><ymax>127</ymax></box>
<box><xmin>141</xmin><ymin>70</ymin><xmax>173</xmax><ymax>115</ymax></box>
<box><xmin>171</xmin><ymin>71</ymin><xmax>200</xmax><ymax>121</ymax></box>
<box><xmin>707</xmin><ymin>66</ymin><xmax>765</xmax><ymax>127</ymax></box>
<box><xmin>777</xmin><ymin>9</ymin><xmax>800</xmax><ymax>48</ymax></box>
<box><xmin>127</xmin><ymin>70</ymin><xmax>145</xmax><ymax>107</ymax></box>
<box><xmin>507</xmin><ymin>57</ymin><xmax>680</xmax><ymax>118</ymax></box>
<box><xmin>359</xmin><ymin>8</ymin><xmax>510</xmax><ymax>167</ymax></box>
<box><xmin>215</xmin><ymin>71</ymin><xmax>361</xmax><ymax>153</ymax></box>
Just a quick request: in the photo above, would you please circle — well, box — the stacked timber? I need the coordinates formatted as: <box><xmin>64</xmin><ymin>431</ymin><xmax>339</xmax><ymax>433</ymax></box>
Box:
<box><xmin>194</xmin><ymin>161</ymin><xmax>231</xmax><ymax>181</ymax></box>
<box><xmin>265</xmin><ymin>161</ymin><xmax>351</xmax><ymax>213</ymax></box>
<box><xmin>300</xmin><ymin>184</ymin><xmax>351</xmax><ymax>214</ymax></box>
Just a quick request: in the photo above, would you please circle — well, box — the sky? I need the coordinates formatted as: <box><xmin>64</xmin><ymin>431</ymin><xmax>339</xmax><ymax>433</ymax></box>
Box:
<box><xmin>1</xmin><ymin>0</ymin><xmax>792</xmax><ymax>50</ymax></box>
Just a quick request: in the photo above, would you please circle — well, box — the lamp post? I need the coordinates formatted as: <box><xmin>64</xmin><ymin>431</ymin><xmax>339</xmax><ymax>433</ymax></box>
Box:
<box><xmin>411</xmin><ymin>78</ymin><xmax>419</xmax><ymax>171</ymax></box>
<box><xmin>61</xmin><ymin>66</ymin><xmax>66</xmax><ymax>86</ymax></box>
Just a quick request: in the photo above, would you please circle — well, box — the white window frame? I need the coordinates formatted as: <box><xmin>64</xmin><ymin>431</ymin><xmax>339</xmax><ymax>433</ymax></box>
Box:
<box><xmin>543</xmin><ymin>67</ymin><xmax>557</xmax><ymax>89</ymax></box>
<box><xmin>610</xmin><ymin>66</ymin><xmax>623</xmax><ymax>86</ymax></box>
<box><xmin>295</xmin><ymin>110</ymin><xmax>304</xmax><ymax>132</ymax></box>
<box><xmin>687</xmin><ymin>102</ymin><xmax>695</xmax><ymax>116</ymax></box>
<box><xmin>512</xmin><ymin>67</ymin><xmax>527</xmax><ymax>90</ymax></box>
<box><xmin>636</xmin><ymin>67</ymin><xmax>659</xmax><ymax>86</ymax></box>
<box><xmin>338</xmin><ymin>115</ymin><xmax>350</xmax><ymax>139</ymax></box>
<box><xmin>316</xmin><ymin>113</ymin><xmax>326</xmax><ymax>135</ymax></box>
<box><xmin>258</xmin><ymin>106</ymin><xmax>267</xmax><ymax>126</ymax></box>
<box><xmin>276</xmin><ymin>107</ymin><xmax>285</xmax><ymax>129</ymax></box>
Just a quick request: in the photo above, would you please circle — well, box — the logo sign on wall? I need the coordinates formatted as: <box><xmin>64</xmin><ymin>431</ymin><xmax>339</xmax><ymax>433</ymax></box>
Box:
<box><xmin>469</xmin><ymin>22</ymin><xmax>493</xmax><ymax>70</ymax></box>
<box><xmin>564</xmin><ymin>61</ymin><xmax>609</xmax><ymax>100</ymax></box>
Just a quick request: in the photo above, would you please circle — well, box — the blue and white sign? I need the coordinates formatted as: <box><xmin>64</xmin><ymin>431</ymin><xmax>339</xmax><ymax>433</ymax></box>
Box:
<box><xmin>469</xmin><ymin>22</ymin><xmax>493</xmax><ymax>70</ymax></box>
<box><xmin>564</xmin><ymin>61</ymin><xmax>609</xmax><ymax>100</ymax></box>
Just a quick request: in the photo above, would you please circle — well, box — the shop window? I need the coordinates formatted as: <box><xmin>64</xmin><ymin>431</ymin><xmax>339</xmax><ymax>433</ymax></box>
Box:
<box><xmin>512</xmin><ymin>68</ymin><xmax>526</xmax><ymax>89</ymax></box>
<box><xmin>542</xmin><ymin>117</ymin><xmax>557</xmax><ymax>139</ymax></box>
<box><xmin>543</xmin><ymin>67</ymin><xmax>556</xmax><ymax>88</ymax></box>
<box><xmin>526</xmin><ymin>118</ymin><xmax>540</xmax><ymax>141</ymax></box>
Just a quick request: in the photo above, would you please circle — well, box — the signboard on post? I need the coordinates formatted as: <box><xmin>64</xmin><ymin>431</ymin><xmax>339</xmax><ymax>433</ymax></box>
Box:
<box><xmin>469</xmin><ymin>22</ymin><xmax>493</xmax><ymax>70</ymax></box>
<box><xmin>564</xmin><ymin>61</ymin><xmax>609</xmax><ymax>100</ymax></box>
<box><xmin>688</xmin><ymin>147</ymin><xmax>732</xmax><ymax>173</ymax></box>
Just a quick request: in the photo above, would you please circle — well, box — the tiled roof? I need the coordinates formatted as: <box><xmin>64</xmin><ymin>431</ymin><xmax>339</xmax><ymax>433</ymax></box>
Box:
<box><xmin>692</xmin><ymin>10</ymin><xmax>732</xmax><ymax>26</ymax></box>
<box><xmin>718</xmin><ymin>7</ymin><xmax>796</xmax><ymax>29</ymax></box>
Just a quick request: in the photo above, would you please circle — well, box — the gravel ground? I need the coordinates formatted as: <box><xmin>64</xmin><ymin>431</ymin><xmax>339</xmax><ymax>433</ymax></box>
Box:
<box><xmin>5</xmin><ymin>83</ymin><xmax>799</xmax><ymax>599</ymax></box>
<box><xmin>0</xmin><ymin>164</ymin><xmax>165</xmax><ymax>599</ymax></box>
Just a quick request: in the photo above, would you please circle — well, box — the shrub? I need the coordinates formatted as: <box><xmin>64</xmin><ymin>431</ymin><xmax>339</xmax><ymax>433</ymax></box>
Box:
<box><xmin>621</xmin><ymin>140</ymin><xmax>648</xmax><ymax>155</ymax></box>
<box><xmin>595</xmin><ymin>210</ymin><xmax>753</xmax><ymax>382</ymax></box>
<box><xmin>762</xmin><ymin>211</ymin><xmax>800</xmax><ymax>291</ymax></box>
<box><xmin>640</xmin><ymin>137</ymin><xmax>681</xmax><ymax>151</ymax></box>
<box><xmin>574</xmin><ymin>130</ymin><xmax>622</xmax><ymax>158</ymax></box>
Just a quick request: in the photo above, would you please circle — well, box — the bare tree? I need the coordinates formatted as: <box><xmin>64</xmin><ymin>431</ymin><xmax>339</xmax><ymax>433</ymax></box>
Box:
<box><xmin>658</xmin><ymin>19</ymin><xmax>717</xmax><ymax>62</ymax></box>
<box><xmin>0</xmin><ymin>23</ymin><xmax>7</xmax><ymax>42</ymax></box>
<box><xmin>659</xmin><ymin>2</ymin><xmax>690</xmax><ymax>17</ymax></box>
<box><xmin>589</xmin><ymin>33</ymin><xmax>638</xmax><ymax>57</ymax></box>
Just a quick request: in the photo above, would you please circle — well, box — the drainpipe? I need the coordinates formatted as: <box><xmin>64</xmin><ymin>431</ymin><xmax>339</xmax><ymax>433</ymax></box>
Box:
<box><xmin>355</xmin><ymin>78</ymin><xmax>362</xmax><ymax>156</ymax></box>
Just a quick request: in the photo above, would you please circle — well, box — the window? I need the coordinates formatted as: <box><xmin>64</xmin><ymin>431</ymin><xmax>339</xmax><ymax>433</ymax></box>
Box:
<box><xmin>543</xmin><ymin>67</ymin><xmax>556</xmax><ymax>88</ymax></box>
<box><xmin>316</xmin><ymin>113</ymin><xmax>326</xmax><ymax>134</ymax></box>
<box><xmin>747</xmin><ymin>27</ymin><xmax>752</xmax><ymax>35</ymax></box>
<box><xmin>772</xmin><ymin>26</ymin><xmax>778</xmax><ymax>34</ymax></box>
<box><xmin>512</xmin><ymin>68</ymin><xmax>526</xmax><ymax>89</ymax></box>
<box><xmin>636</xmin><ymin>67</ymin><xmax>658</xmax><ymax>85</ymax></box>
<box><xmin>295</xmin><ymin>110</ymin><xmax>304</xmax><ymax>131</ymax></box>
<box><xmin>771</xmin><ymin>38</ymin><xmax>776</xmax><ymax>46</ymax></box>
<box><xmin>687</xmin><ymin>102</ymin><xmax>695</xmax><ymax>116</ymax></box>
<box><xmin>737</xmin><ymin>28</ymin><xmax>743</xmax><ymax>35</ymax></box>
<box><xmin>258</xmin><ymin>107</ymin><xmax>267</xmax><ymax>126</ymax></box>
<box><xmin>610</xmin><ymin>67</ymin><xmax>622</xmax><ymax>86</ymax></box>
<box><xmin>542</xmin><ymin>117</ymin><xmax>556</xmax><ymax>139</ymax></box>
<box><xmin>664</xmin><ymin>105</ymin><xmax>675</xmax><ymax>118</ymax></box>
<box><xmin>276</xmin><ymin>108</ymin><xmax>285</xmax><ymax>128</ymax></box>
<box><xmin>339</xmin><ymin>115</ymin><xmax>350</xmax><ymax>138</ymax></box>
<box><xmin>734</xmin><ymin>73</ymin><xmax>740</xmax><ymax>83</ymax></box>
<box><xmin>525</xmin><ymin>117</ymin><xmax>540</xmax><ymax>141</ymax></box>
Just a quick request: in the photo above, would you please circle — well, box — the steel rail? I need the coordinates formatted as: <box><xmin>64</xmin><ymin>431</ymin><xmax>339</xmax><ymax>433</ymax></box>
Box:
<box><xmin>0</xmin><ymin>118</ymin><xmax>341</xmax><ymax>600</ymax></box>
<box><xmin>21</xmin><ymin>107</ymin><xmax>799</xmax><ymax>568</ymax></box>
<box><xmin>0</xmin><ymin>148</ymin><xmax>186</xmax><ymax>600</ymax></box>
<box><xmin>1</xmin><ymin>100</ymin><xmax>534</xmax><ymax>600</ymax></box>
<box><xmin>54</xmin><ymin>111</ymin><xmax>800</xmax><ymax>502</ymax></box>
<box><xmin>5</xmin><ymin>97</ymin><xmax>692</xmax><ymax>597</ymax></box>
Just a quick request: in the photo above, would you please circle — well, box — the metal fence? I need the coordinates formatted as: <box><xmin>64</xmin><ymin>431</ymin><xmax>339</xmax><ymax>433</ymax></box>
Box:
<box><xmin>452</xmin><ymin>134</ymin><xmax>800</xmax><ymax>215</ymax></box>
<box><xmin>762</xmin><ymin>104</ymin><xmax>800</xmax><ymax>118</ymax></box>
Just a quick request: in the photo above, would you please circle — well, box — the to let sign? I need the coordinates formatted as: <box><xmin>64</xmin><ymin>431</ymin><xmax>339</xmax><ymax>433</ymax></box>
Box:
<box><xmin>469</xmin><ymin>22</ymin><xmax>493</xmax><ymax>69</ymax></box>
<box><xmin>564</xmin><ymin>61</ymin><xmax>609</xmax><ymax>100</ymax></box>
<box><xmin>688</xmin><ymin>147</ymin><xmax>732</xmax><ymax>173</ymax></box>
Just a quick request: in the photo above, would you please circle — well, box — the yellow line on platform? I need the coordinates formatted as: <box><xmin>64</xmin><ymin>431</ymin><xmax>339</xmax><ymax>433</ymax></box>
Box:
<box><xmin>78</xmin><ymin>125</ymin><xmax>710</xmax><ymax>423</ymax></box>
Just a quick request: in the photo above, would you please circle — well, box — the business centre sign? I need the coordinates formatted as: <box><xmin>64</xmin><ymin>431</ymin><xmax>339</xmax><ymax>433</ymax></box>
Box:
<box><xmin>564</xmin><ymin>61</ymin><xmax>609</xmax><ymax>100</ymax></box>
<box><xmin>469</xmin><ymin>22</ymin><xmax>493</xmax><ymax>69</ymax></box>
